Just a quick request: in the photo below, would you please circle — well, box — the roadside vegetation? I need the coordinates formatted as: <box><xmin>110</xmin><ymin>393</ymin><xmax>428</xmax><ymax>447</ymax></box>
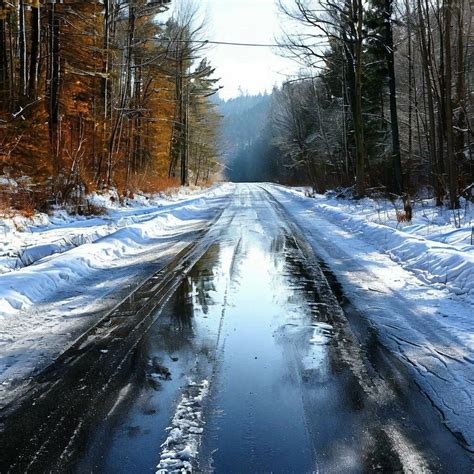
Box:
<box><xmin>0</xmin><ymin>0</ymin><xmax>220</xmax><ymax>215</ymax></box>
<box><xmin>220</xmin><ymin>0</ymin><xmax>473</xmax><ymax>211</ymax></box>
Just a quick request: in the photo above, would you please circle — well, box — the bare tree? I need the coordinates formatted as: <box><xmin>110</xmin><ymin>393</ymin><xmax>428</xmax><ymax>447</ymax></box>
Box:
<box><xmin>278</xmin><ymin>0</ymin><xmax>368</xmax><ymax>196</ymax></box>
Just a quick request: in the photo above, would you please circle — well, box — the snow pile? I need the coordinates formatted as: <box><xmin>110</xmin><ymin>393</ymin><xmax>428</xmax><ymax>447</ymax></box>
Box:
<box><xmin>283</xmin><ymin>188</ymin><xmax>474</xmax><ymax>299</ymax></box>
<box><xmin>315</xmin><ymin>203</ymin><xmax>474</xmax><ymax>296</ymax></box>
<box><xmin>156</xmin><ymin>380</ymin><xmax>209</xmax><ymax>473</ymax></box>
<box><xmin>0</xmin><ymin>184</ymin><xmax>232</xmax><ymax>315</ymax></box>
<box><xmin>0</xmin><ymin>186</ymin><xmax>229</xmax><ymax>302</ymax></box>
<box><xmin>88</xmin><ymin>184</ymin><xmax>218</xmax><ymax>209</ymax></box>
<box><xmin>0</xmin><ymin>223</ymin><xmax>112</xmax><ymax>274</ymax></box>
<box><xmin>0</xmin><ymin>184</ymin><xmax>226</xmax><ymax>275</ymax></box>
<box><xmin>322</xmin><ymin>191</ymin><xmax>474</xmax><ymax>251</ymax></box>
<box><xmin>0</xmin><ymin>183</ymin><xmax>232</xmax><ymax>409</ymax></box>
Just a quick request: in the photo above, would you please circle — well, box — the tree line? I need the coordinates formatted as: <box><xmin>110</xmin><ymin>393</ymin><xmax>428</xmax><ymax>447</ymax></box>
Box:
<box><xmin>0</xmin><ymin>0</ymin><xmax>220</xmax><ymax>212</ymax></box>
<box><xmin>232</xmin><ymin>0</ymin><xmax>472</xmax><ymax>208</ymax></box>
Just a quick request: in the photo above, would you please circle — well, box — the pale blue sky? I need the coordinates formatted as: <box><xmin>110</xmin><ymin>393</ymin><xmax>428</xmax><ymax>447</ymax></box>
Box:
<box><xmin>168</xmin><ymin>0</ymin><xmax>297</xmax><ymax>99</ymax></box>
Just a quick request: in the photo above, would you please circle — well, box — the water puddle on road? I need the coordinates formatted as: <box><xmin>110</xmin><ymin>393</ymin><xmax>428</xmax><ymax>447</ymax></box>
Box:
<box><xmin>77</xmin><ymin>231</ymin><xmax>402</xmax><ymax>473</ymax></box>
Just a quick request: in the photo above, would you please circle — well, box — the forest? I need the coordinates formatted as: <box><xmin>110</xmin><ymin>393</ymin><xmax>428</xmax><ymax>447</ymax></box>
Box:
<box><xmin>0</xmin><ymin>2</ymin><xmax>474</xmax><ymax>469</ymax></box>
<box><xmin>0</xmin><ymin>0</ymin><xmax>472</xmax><ymax>214</ymax></box>
<box><xmin>221</xmin><ymin>0</ymin><xmax>472</xmax><ymax>209</ymax></box>
<box><xmin>0</xmin><ymin>0</ymin><xmax>220</xmax><ymax>213</ymax></box>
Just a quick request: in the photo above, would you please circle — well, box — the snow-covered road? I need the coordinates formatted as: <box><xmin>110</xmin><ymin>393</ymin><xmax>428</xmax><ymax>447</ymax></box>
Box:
<box><xmin>263</xmin><ymin>183</ymin><xmax>474</xmax><ymax>452</ymax></box>
<box><xmin>0</xmin><ymin>183</ymin><xmax>473</xmax><ymax>471</ymax></box>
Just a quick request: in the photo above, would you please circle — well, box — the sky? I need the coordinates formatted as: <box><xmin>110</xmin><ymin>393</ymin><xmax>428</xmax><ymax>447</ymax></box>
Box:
<box><xmin>168</xmin><ymin>0</ymin><xmax>298</xmax><ymax>100</ymax></box>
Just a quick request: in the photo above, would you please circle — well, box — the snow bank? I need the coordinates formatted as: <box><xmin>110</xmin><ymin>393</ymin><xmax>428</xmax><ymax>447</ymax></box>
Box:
<box><xmin>0</xmin><ymin>184</ymin><xmax>226</xmax><ymax>275</ymax></box>
<box><xmin>315</xmin><ymin>203</ymin><xmax>474</xmax><ymax>297</ymax></box>
<box><xmin>0</xmin><ymin>184</ymin><xmax>232</xmax><ymax>317</ymax></box>
<box><xmin>281</xmin><ymin>188</ymin><xmax>474</xmax><ymax>299</ymax></box>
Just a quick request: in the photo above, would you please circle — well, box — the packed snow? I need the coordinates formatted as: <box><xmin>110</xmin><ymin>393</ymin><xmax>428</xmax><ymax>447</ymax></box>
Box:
<box><xmin>157</xmin><ymin>379</ymin><xmax>210</xmax><ymax>473</ymax></box>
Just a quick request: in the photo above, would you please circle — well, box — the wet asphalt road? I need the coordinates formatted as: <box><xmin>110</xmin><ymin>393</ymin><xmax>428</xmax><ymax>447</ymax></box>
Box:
<box><xmin>0</xmin><ymin>184</ymin><xmax>472</xmax><ymax>473</ymax></box>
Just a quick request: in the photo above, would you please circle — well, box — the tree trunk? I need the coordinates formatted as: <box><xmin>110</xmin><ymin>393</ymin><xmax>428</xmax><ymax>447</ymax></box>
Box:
<box><xmin>353</xmin><ymin>0</ymin><xmax>366</xmax><ymax>197</ymax></box>
<box><xmin>47</xmin><ymin>4</ymin><xmax>61</xmax><ymax>175</ymax></box>
<box><xmin>0</xmin><ymin>12</ymin><xmax>9</xmax><ymax>110</ymax></box>
<box><xmin>106</xmin><ymin>2</ymin><xmax>135</xmax><ymax>186</ymax></box>
<box><xmin>406</xmin><ymin>0</ymin><xmax>413</xmax><ymax>163</ymax></box>
<box><xmin>417</xmin><ymin>0</ymin><xmax>440</xmax><ymax>202</ymax></box>
<box><xmin>18</xmin><ymin>0</ymin><xmax>26</xmax><ymax>98</ymax></box>
<box><xmin>385</xmin><ymin>0</ymin><xmax>404</xmax><ymax>194</ymax></box>
<box><xmin>28</xmin><ymin>3</ymin><xmax>40</xmax><ymax>98</ymax></box>
<box><xmin>95</xmin><ymin>0</ymin><xmax>110</xmax><ymax>183</ymax></box>
<box><xmin>180</xmin><ymin>84</ymin><xmax>189</xmax><ymax>186</ymax></box>
<box><xmin>453</xmin><ymin>0</ymin><xmax>466</xmax><ymax>177</ymax></box>
<box><xmin>443</xmin><ymin>0</ymin><xmax>458</xmax><ymax>208</ymax></box>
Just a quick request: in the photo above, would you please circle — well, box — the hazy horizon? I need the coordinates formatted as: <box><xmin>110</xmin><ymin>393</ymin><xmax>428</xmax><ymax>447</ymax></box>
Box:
<box><xmin>167</xmin><ymin>0</ymin><xmax>298</xmax><ymax>99</ymax></box>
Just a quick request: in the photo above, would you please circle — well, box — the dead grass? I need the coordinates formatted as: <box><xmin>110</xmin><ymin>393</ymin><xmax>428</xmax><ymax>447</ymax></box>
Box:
<box><xmin>0</xmin><ymin>188</ymin><xmax>49</xmax><ymax>218</ymax></box>
<box><xmin>125</xmin><ymin>174</ymin><xmax>181</xmax><ymax>195</ymax></box>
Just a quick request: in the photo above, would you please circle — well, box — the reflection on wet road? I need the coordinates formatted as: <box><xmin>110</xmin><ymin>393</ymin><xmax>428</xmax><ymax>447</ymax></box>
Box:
<box><xmin>2</xmin><ymin>185</ymin><xmax>472</xmax><ymax>472</ymax></box>
<box><xmin>80</xmin><ymin>188</ymin><xmax>389</xmax><ymax>472</ymax></box>
<box><xmin>76</xmin><ymin>185</ymin><xmax>468</xmax><ymax>473</ymax></box>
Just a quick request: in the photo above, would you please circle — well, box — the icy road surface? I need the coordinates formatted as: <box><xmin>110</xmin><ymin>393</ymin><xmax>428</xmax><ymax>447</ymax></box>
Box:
<box><xmin>0</xmin><ymin>184</ymin><xmax>472</xmax><ymax>472</ymax></box>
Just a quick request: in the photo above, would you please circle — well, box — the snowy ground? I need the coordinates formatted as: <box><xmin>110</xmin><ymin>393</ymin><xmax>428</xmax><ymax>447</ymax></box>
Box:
<box><xmin>0</xmin><ymin>185</ymin><xmax>222</xmax><ymax>275</ymax></box>
<box><xmin>322</xmin><ymin>188</ymin><xmax>474</xmax><ymax>252</ymax></box>
<box><xmin>0</xmin><ymin>184</ymin><xmax>233</xmax><ymax>407</ymax></box>
<box><xmin>1</xmin><ymin>181</ymin><xmax>473</xmax><ymax>455</ymax></box>
<box><xmin>263</xmin><ymin>184</ymin><xmax>474</xmax><ymax>451</ymax></box>
<box><xmin>294</xmin><ymin>187</ymin><xmax>474</xmax><ymax>297</ymax></box>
